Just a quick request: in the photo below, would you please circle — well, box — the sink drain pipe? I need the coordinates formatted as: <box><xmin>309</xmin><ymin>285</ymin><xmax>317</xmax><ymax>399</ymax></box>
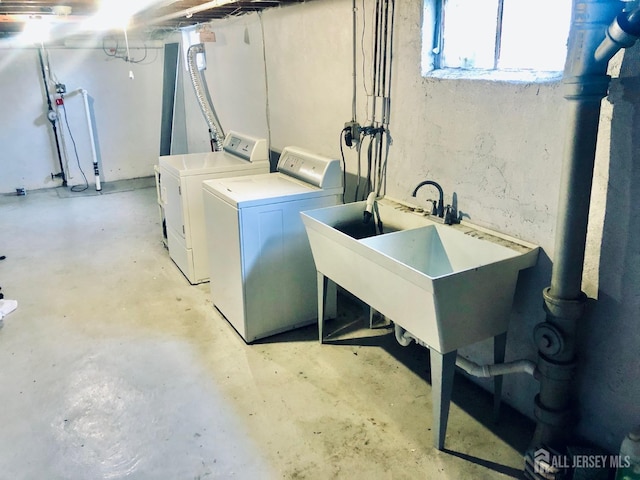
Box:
<box><xmin>394</xmin><ymin>324</ymin><xmax>537</xmax><ymax>377</ymax></box>
<box><xmin>532</xmin><ymin>0</ymin><xmax>640</xmax><ymax>451</ymax></box>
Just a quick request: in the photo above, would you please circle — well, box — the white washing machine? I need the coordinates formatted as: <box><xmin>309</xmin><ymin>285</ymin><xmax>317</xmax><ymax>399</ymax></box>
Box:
<box><xmin>157</xmin><ymin>132</ymin><xmax>269</xmax><ymax>284</ymax></box>
<box><xmin>202</xmin><ymin>146</ymin><xmax>342</xmax><ymax>343</ymax></box>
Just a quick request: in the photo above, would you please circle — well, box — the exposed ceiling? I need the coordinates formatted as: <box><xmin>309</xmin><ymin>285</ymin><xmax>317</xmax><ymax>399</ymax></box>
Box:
<box><xmin>0</xmin><ymin>1</ymin><xmax>308</xmax><ymax>39</ymax></box>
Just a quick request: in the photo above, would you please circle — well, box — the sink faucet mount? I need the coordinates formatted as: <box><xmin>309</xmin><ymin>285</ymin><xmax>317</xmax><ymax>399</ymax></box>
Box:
<box><xmin>412</xmin><ymin>180</ymin><xmax>445</xmax><ymax>218</ymax></box>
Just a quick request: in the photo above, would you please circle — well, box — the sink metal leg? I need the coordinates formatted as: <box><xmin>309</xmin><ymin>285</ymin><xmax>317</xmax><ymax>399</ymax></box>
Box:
<box><xmin>317</xmin><ymin>271</ymin><xmax>327</xmax><ymax>343</ymax></box>
<box><xmin>430</xmin><ymin>349</ymin><xmax>457</xmax><ymax>450</ymax></box>
<box><xmin>493</xmin><ymin>332</ymin><xmax>507</xmax><ymax>422</ymax></box>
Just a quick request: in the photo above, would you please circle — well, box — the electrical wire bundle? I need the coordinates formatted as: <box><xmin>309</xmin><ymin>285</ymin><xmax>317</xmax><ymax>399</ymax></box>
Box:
<box><xmin>340</xmin><ymin>0</ymin><xmax>395</xmax><ymax>206</ymax></box>
<box><xmin>102</xmin><ymin>34</ymin><xmax>148</xmax><ymax>64</ymax></box>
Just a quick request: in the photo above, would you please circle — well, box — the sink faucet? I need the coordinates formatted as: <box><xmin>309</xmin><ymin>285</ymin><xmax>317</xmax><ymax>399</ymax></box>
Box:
<box><xmin>412</xmin><ymin>180</ymin><xmax>444</xmax><ymax>218</ymax></box>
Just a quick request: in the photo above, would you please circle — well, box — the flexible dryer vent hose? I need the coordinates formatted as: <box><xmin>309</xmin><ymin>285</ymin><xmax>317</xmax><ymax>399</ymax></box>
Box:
<box><xmin>187</xmin><ymin>43</ymin><xmax>225</xmax><ymax>151</ymax></box>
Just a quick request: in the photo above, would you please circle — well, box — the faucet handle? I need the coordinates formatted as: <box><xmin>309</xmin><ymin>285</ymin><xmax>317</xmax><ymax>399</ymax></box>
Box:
<box><xmin>444</xmin><ymin>205</ymin><xmax>459</xmax><ymax>225</ymax></box>
<box><xmin>430</xmin><ymin>200</ymin><xmax>438</xmax><ymax>216</ymax></box>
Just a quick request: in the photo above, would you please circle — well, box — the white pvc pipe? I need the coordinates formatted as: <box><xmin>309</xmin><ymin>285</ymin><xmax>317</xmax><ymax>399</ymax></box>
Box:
<box><xmin>394</xmin><ymin>324</ymin><xmax>537</xmax><ymax>378</ymax></box>
<box><xmin>80</xmin><ymin>89</ymin><xmax>101</xmax><ymax>191</ymax></box>
<box><xmin>394</xmin><ymin>323</ymin><xmax>413</xmax><ymax>346</ymax></box>
<box><xmin>455</xmin><ymin>355</ymin><xmax>537</xmax><ymax>378</ymax></box>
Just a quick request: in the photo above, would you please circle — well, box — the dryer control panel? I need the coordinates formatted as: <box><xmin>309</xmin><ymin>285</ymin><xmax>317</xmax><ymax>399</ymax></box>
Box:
<box><xmin>277</xmin><ymin>146</ymin><xmax>342</xmax><ymax>189</ymax></box>
<box><xmin>223</xmin><ymin>131</ymin><xmax>268</xmax><ymax>162</ymax></box>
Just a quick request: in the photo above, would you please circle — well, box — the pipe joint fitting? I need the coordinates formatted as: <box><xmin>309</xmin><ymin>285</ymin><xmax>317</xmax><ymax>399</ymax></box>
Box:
<box><xmin>534</xmin><ymin>394</ymin><xmax>579</xmax><ymax>428</ymax></box>
<box><xmin>542</xmin><ymin>287</ymin><xmax>587</xmax><ymax>321</ymax></box>
<box><xmin>534</xmin><ymin>322</ymin><xmax>565</xmax><ymax>356</ymax></box>
<box><xmin>536</xmin><ymin>354</ymin><xmax>576</xmax><ymax>382</ymax></box>
<box><xmin>611</xmin><ymin>14</ymin><xmax>639</xmax><ymax>43</ymax></box>
<box><xmin>394</xmin><ymin>324</ymin><xmax>413</xmax><ymax>347</ymax></box>
<box><xmin>594</xmin><ymin>13</ymin><xmax>640</xmax><ymax>62</ymax></box>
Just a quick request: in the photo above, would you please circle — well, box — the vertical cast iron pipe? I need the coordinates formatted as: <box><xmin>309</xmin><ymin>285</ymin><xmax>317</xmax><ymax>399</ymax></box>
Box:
<box><xmin>531</xmin><ymin>0</ymin><xmax>620</xmax><ymax>449</ymax></box>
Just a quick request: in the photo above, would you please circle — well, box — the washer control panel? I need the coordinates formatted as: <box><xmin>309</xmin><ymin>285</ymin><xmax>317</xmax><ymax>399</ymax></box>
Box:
<box><xmin>223</xmin><ymin>131</ymin><xmax>268</xmax><ymax>162</ymax></box>
<box><xmin>277</xmin><ymin>146</ymin><xmax>342</xmax><ymax>189</ymax></box>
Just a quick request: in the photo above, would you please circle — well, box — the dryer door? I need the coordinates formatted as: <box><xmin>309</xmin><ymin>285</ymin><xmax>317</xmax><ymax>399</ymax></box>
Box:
<box><xmin>161</xmin><ymin>169</ymin><xmax>186</xmax><ymax>242</ymax></box>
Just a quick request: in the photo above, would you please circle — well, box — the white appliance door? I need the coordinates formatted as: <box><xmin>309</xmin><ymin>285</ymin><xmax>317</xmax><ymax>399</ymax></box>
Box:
<box><xmin>239</xmin><ymin>195</ymin><xmax>340</xmax><ymax>341</ymax></box>
<box><xmin>161</xmin><ymin>169</ymin><xmax>186</xmax><ymax>242</ymax></box>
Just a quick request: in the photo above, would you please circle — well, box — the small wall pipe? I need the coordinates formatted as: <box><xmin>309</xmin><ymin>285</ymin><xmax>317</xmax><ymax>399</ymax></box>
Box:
<box><xmin>455</xmin><ymin>355</ymin><xmax>537</xmax><ymax>379</ymax></box>
<box><xmin>79</xmin><ymin>89</ymin><xmax>101</xmax><ymax>191</ymax></box>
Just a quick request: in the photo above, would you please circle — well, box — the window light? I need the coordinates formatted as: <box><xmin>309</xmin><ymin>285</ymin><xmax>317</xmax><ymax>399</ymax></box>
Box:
<box><xmin>425</xmin><ymin>0</ymin><xmax>572</xmax><ymax>75</ymax></box>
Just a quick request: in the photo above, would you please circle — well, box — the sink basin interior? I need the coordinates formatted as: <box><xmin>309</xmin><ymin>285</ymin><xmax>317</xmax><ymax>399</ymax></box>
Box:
<box><xmin>359</xmin><ymin>224</ymin><xmax>521</xmax><ymax>279</ymax></box>
<box><xmin>305</xmin><ymin>200</ymin><xmax>433</xmax><ymax>239</ymax></box>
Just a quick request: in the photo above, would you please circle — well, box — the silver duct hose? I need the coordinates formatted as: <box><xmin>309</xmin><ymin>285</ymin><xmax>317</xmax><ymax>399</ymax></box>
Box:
<box><xmin>187</xmin><ymin>43</ymin><xmax>225</xmax><ymax>151</ymax></box>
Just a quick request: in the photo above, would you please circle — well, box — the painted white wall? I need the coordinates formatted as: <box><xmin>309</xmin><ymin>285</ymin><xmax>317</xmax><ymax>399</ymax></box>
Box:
<box><xmin>179</xmin><ymin>2</ymin><xmax>352</xmax><ymax>159</ymax></box>
<box><xmin>0</xmin><ymin>45</ymin><xmax>164</xmax><ymax>193</ymax></box>
<box><xmin>177</xmin><ymin>14</ymin><xmax>271</xmax><ymax>154</ymax></box>
<box><xmin>176</xmin><ymin>0</ymin><xmax>640</xmax><ymax>453</ymax></box>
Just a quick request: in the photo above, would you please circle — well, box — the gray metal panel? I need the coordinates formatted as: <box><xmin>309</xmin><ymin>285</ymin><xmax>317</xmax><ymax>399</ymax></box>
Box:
<box><xmin>160</xmin><ymin>43</ymin><xmax>180</xmax><ymax>156</ymax></box>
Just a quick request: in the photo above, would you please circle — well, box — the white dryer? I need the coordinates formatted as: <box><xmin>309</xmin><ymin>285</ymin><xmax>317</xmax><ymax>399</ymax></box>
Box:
<box><xmin>202</xmin><ymin>146</ymin><xmax>342</xmax><ymax>343</ymax></box>
<box><xmin>157</xmin><ymin>132</ymin><xmax>269</xmax><ymax>284</ymax></box>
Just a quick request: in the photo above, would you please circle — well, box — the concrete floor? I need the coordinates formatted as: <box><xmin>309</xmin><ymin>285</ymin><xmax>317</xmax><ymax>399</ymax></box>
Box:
<box><xmin>0</xmin><ymin>181</ymin><xmax>534</xmax><ymax>479</ymax></box>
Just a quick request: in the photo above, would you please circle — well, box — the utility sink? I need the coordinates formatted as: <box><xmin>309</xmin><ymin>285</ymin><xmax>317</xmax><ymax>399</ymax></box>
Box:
<box><xmin>358</xmin><ymin>223</ymin><xmax>534</xmax><ymax>353</ymax></box>
<box><xmin>300</xmin><ymin>197</ymin><xmax>539</xmax><ymax>449</ymax></box>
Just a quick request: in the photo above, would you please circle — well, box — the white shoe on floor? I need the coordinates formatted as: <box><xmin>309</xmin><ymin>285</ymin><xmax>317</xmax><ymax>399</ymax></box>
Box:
<box><xmin>0</xmin><ymin>299</ymin><xmax>18</xmax><ymax>327</ymax></box>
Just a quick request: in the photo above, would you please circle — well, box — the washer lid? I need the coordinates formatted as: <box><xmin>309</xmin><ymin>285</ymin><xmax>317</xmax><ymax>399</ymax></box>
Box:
<box><xmin>158</xmin><ymin>131</ymin><xmax>269</xmax><ymax>176</ymax></box>
<box><xmin>159</xmin><ymin>151</ymin><xmax>269</xmax><ymax>177</ymax></box>
<box><xmin>203</xmin><ymin>173</ymin><xmax>338</xmax><ymax>208</ymax></box>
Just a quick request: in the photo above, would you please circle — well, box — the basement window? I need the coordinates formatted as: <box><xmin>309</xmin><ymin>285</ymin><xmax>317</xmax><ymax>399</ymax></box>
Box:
<box><xmin>422</xmin><ymin>0</ymin><xmax>572</xmax><ymax>80</ymax></box>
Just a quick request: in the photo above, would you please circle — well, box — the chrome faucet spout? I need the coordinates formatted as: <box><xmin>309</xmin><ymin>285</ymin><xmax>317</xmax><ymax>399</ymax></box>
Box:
<box><xmin>412</xmin><ymin>180</ymin><xmax>445</xmax><ymax>218</ymax></box>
